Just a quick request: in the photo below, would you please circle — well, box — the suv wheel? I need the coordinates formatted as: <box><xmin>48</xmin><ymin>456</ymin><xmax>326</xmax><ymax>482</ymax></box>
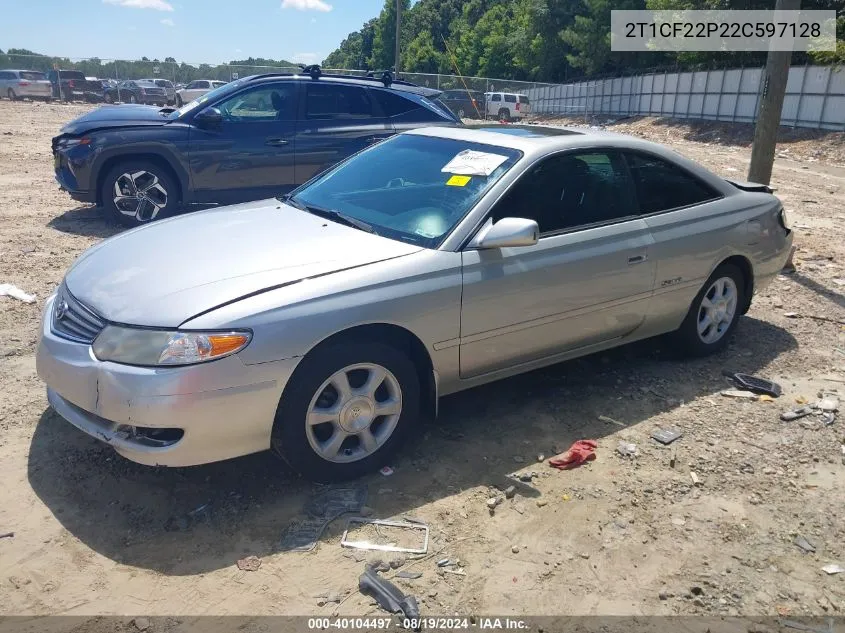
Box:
<box><xmin>128</xmin><ymin>94</ymin><xmax>137</xmax><ymax>104</ymax></box>
<box><xmin>176</xmin><ymin>95</ymin><xmax>183</xmax><ymax>107</ymax></box>
<box><xmin>104</xmin><ymin>92</ymin><xmax>114</xmax><ymax>104</ymax></box>
<box><xmin>498</xmin><ymin>107</ymin><xmax>510</xmax><ymax>122</ymax></box>
<box><xmin>672</xmin><ymin>263</ymin><xmax>745</xmax><ymax>357</ymax></box>
<box><xmin>101</xmin><ymin>161</ymin><xmax>179</xmax><ymax>228</ymax></box>
<box><xmin>271</xmin><ymin>341</ymin><xmax>420</xmax><ymax>482</ymax></box>
<box><xmin>457</xmin><ymin>107</ymin><xmax>466</xmax><ymax>119</ymax></box>
<box><xmin>7</xmin><ymin>89</ymin><xmax>17</xmax><ymax>101</ymax></box>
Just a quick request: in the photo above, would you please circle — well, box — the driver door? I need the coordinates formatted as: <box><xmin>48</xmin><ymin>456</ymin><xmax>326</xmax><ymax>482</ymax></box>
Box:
<box><xmin>187</xmin><ymin>81</ymin><xmax>299</xmax><ymax>204</ymax></box>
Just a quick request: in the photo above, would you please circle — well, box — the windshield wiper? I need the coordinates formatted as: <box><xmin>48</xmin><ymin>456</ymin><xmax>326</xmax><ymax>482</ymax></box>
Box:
<box><xmin>279</xmin><ymin>195</ymin><xmax>377</xmax><ymax>234</ymax></box>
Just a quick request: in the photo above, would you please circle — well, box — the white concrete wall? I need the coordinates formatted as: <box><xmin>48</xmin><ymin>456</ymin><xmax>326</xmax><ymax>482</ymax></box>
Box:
<box><xmin>526</xmin><ymin>65</ymin><xmax>845</xmax><ymax>130</ymax></box>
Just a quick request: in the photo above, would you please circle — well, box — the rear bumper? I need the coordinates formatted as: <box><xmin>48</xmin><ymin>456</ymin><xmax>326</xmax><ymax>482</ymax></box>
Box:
<box><xmin>15</xmin><ymin>85</ymin><xmax>52</xmax><ymax>98</ymax></box>
<box><xmin>37</xmin><ymin>294</ymin><xmax>299</xmax><ymax>466</ymax></box>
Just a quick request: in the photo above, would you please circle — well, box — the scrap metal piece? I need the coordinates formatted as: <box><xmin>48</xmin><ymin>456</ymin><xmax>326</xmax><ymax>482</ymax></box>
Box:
<box><xmin>340</xmin><ymin>518</ymin><xmax>429</xmax><ymax>554</ymax></box>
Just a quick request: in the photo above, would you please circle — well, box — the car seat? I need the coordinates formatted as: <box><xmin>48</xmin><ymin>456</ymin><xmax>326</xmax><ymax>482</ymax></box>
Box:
<box><xmin>270</xmin><ymin>91</ymin><xmax>288</xmax><ymax>119</ymax></box>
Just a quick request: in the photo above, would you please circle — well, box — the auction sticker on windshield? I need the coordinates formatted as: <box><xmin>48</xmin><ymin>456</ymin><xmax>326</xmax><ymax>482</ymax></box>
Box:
<box><xmin>446</xmin><ymin>175</ymin><xmax>471</xmax><ymax>186</ymax></box>
<box><xmin>442</xmin><ymin>150</ymin><xmax>509</xmax><ymax>176</ymax></box>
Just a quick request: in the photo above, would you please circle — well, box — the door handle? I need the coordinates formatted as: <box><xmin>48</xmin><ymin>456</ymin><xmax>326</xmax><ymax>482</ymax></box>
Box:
<box><xmin>265</xmin><ymin>138</ymin><xmax>289</xmax><ymax>146</ymax></box>
<box><xmin>628</xmin><ymin>254</ymin><xmax>647</xmax><ymax>265</ymax></box>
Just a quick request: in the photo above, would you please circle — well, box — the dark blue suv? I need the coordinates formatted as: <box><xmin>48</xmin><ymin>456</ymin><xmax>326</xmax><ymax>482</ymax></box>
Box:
<box><xmin>52</xmin><ymin>68</ymin><xmax>461</xmax><ymax>227</ymax></box>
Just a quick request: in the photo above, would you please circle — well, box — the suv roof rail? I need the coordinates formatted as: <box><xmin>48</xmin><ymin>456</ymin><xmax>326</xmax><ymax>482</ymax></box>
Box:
<box><xmin>243</xmin><ymin>65</ymin><xmax>420</xmax><ymax>90</ymax></box>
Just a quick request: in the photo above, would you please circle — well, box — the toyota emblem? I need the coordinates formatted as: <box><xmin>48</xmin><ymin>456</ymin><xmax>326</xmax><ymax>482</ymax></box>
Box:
<box><xmin>55</xmin><ymin>299</ymin><xmax>69</xmax><ymax>321</ymax></box>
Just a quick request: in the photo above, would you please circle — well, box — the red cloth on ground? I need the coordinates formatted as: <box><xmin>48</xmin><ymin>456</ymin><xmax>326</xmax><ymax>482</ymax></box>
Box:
<box><xmin>548</xmin><ymin>440</ymin><xmax>598</xmax><ymax>470</ymax></box>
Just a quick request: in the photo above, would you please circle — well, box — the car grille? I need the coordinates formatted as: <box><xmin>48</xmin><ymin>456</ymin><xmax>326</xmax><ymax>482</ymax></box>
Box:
<box><xmin>51</xmin><ymin>284</ymin><xmax>106</xmax><ymax>344</ymax></box>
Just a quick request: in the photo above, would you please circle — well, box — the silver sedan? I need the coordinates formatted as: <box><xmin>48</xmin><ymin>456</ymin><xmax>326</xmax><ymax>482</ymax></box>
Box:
<box><xmin>37</xmin><ymin>125</ymin><xmax>793</xmax><ymax>481</ymax></box>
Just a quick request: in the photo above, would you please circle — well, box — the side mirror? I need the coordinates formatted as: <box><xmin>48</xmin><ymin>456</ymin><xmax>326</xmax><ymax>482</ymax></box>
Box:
<box><xmin>470</xmin><ymin>217</ymin><xmax>539</xmax><ymax>249</ymax></box>
<box><xmin>194</xmin><ymin>107</ymin><xmax>223</xmax><ymax>129</ymax></box>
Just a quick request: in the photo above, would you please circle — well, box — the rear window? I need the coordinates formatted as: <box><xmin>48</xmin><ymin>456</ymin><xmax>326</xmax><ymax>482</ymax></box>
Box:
<box><xmin>504</xmin><ymin>94</ymin><xmax>517</xmax><ymax>103</ymax></box>
<box><xmin>20</xmin><ymin>71</ymin><xmax>46</xmax><ymax>81</ymax></box>
<box><xmin>60</xmin><ymin>71</ymin><xmax>86</xmax><ymax>80</ymax></box>
<box><xmin>518</xmin><ymin>95</ymin><xmax>529</xmax><ymax>104</ymax></box>
<box><xmin>212</xmin><ymin>81</ymin><xmax>226</xmax><ymax>88</ymax></box>
<box><xmin>154</xmin><ymin>80</ymin><xmax>172</xmax><ymax>88</ymax></box>
<box><xmin>372</xmin><ymin>89</ymin><xmax>418</xmax><ymax>117</ymax></box>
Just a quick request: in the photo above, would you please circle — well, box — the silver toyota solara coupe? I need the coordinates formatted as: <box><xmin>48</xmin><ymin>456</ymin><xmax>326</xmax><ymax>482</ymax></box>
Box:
<box><xmin>37</xmin><ymin>125</ymin><xmax>793</xmax><ymax>481</ymax></box>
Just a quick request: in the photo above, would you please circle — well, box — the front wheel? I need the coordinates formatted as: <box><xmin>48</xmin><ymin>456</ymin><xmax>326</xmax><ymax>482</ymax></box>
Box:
<box><xmin>671</xmin><ymin>264</ymin><xmax>745</xmax><ymax>357</ymax></box>
<box><xmin>100</xmin><ymin>160</ymin><xmax>179</xmax><ymax>228</ymax></box>
<box><xmin>128</xmin><ymin>94</ymin><xmax>137</xmax><ymax>104</ymax></box>
<box><xmin>176</xmin><ymin>94</ymin><xmax>183</xmax><ymax>107</ymax></box>
<box><xmin>272</xmin><ymin>342</ymin><xmax>420</xmax><ymax>482</ymax></box>
<box><xmin>104</xmin><ymin>92</ymin><xmax>114</xmax><ymax>104</ymax></box>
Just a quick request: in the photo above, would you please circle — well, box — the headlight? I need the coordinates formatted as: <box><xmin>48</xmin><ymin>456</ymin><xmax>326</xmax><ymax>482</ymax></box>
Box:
<box><xmin>779</xmin><ymin>206</ymin><xmax>791</xmax><ymax>230</ymax></box>
<box><xmin>92</xmin><ymin>325</ymin><xmax>251</xmax><ymax>366</ymax></box>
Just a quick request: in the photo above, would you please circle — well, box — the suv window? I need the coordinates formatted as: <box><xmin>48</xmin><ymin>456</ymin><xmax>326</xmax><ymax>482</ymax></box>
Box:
<box><xmin>0</xmin><ymin>71</ymin><xmax>13</xmax><ymax>79</ymax></box>
<box><xmin>155</xmin><ymin>79</ymin><xmax>173</xmax><ymax>88</ymax></box>
<box><xmin>61</xmin><ymin>71</ymin><xmax>86</xmax><ymax>81</ymax></box>
<box><xmin>490</xmin><ymin>94</ymin><xmax>501</xmax><ymax>102</ymax></box>
<box><xmin>518</xmin><ymin>95</ymin><xmax>529</xmax><ymax>104</ymax></box>
<box><xmin>217</xmin><ymin>83</ymin><xmax>296</xmax><ymax>121</ymax></box>
<box><xmin>305</xmin><ymin>83</ymin><xmax>374</xmax><ymax>119</ymax></box>
<box><xmin>371</xmin><ymin>89</ymin><xmax>417</xmax><ymax>116</ymax></box>
<box><xmin>504</xmin><ymin>94</ymin><xmax>517</xmax><ymax>103</ymax></box>
<box><xmin>493</xmin><ymin>151</ymin><xmax>637</xmax><ymax>234</ymax></box>
<box><xmin>624</xmin><ymin>152</ymin><xmax>721</xmax><ymax>214</ymax></box>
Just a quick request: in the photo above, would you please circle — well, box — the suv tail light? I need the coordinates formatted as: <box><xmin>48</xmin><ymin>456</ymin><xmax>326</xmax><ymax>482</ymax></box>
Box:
<box><xmin>68</xmin><ymin>80</ymin><xmax>75</xmax><ymax>88</ymax></box>
<box><xmin>19</xmin><ymin>81</ymin><xmax>29</xmax><ymax>86</ymax></box>
<box><xmin>515</xmin><ymin>102</ymin><xmax>520</xmax><ymax>111</ymax></box>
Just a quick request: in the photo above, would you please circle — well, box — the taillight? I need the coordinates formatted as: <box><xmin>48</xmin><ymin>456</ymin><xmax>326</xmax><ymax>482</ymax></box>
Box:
<box><xmin>515</xmin><ymin>102</ymin><xmax>520</xmax><ymax>111</ymax></box>
<box><xmin>19</xmin><ymin>81</ymin><xmax>29</xmax><ymax>86</ymax></box>
<box><xmin>68</xmin><ymin>80</ymin><xmax>75</xmax><ymax>88</ymax></box>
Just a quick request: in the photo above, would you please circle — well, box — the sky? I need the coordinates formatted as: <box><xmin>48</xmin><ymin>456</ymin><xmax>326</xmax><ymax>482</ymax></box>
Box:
<box><xmin>0</xmin><ymin>0</ymin><xmax>387</xmax><ymax>66</ymax></box>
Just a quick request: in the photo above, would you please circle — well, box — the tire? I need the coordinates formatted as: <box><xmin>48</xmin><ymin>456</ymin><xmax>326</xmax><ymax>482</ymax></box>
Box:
<box><xmin>129</xmin><ymin>94</ymin><xmax>137</xmax><ymax>104</ymax></box>
<box><xmin>272</xmin><ymin>341</ymin><xmax>420</xmax><ymax>482</ymax></box>
<box><xmin>176</xmin><ymin>95</ymin><xmax>183</xmax><ymax>107</ymax></box>
<box><xmin>104</xmin><ymin>92</ymin><xmax>113</xmax><ymax>104</ymax></box>
<box><xmin>671</xmin><ymin>263</ymin><xmax>745</xmax><ymax>357</ymax></box>
<box><xmin>8</xmin><ymin>89</ymin><xmax>17</xmax><ymax>101</ymax></box>
<box><xmin>100</xmin><ymin>160</ymin><xmax>180</xmax><ymax>228</ymax></box>
<box><xmin>498</xmin><ymin>107</ymin><xmax>510</xmax><ymax>122</ymax></box>
<box><xmin>457</xmin><ymin>107</ymin><xmax>466</xmax><ymax>119</ymax></box>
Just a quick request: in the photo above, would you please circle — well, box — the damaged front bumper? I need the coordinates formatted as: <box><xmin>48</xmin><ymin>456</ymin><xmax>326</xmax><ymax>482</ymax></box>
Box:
<box><xmin>36</xmin><ymin>294</ymin><xmax>300</xmax><ymax>467</ymax></box>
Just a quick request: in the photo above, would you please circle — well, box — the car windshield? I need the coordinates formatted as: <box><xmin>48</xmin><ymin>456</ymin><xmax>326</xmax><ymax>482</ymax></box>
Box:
<box><xmin>172</xmin><ymin>78</ymin><xmax>246</xmax><ymax>118</ymax></box>
<box><xmin>284</xmin><ymin>134</ymin><xmax>522</xmax><ymax>248</ymax></box>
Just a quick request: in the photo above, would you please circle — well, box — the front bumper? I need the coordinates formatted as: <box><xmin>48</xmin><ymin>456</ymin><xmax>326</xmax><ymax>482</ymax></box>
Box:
<box><xmin>36</xmin><ymin>294</ymin><xmax>300</xmax><ymax>466</ymax></box>
<box><xmin>53</xmin><ymin>146</ymin><xmax>95</xmax><ymax>203</ymax></box>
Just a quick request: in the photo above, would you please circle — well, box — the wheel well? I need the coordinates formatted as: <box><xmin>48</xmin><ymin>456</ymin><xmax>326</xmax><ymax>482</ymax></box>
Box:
<box><xmin>95</xmin><ymin>154</ymin><xmax>183</xmax><ymax>207</ymax></box>
<box><xmin>719</xmin><ymin>255</ymin><xmax>754</xmax><ymax>314</ymax></box>
<box><xmin>306</xmin><ymin>324</ymin><xmax>437</xmax><ymax>420</ymax></box>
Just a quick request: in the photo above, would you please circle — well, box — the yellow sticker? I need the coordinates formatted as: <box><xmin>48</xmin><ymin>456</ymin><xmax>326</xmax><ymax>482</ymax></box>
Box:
<box><xmin>446</xmin><ymin>175</ymin><xmax>471</xmax><ymax>187</ymax></box>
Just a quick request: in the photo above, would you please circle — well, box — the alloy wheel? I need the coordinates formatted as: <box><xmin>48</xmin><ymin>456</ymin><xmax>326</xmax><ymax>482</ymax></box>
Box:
<box><xmin>697</xmin><ymin>276</ymin><xmax>738</xmax><ymax>344</ymax></box>
<box><xmin>305</xmin><ymin>363</ymin><xmax>402</xmax><ymax>464</ymax></box>
<box><xmin>113</xmin><ymin>171</ymin><xmax>168</xmax><ymax>223</ymax></box>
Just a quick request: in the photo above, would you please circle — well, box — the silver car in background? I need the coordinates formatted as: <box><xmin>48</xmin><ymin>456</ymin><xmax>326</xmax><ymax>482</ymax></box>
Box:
<box><xmin>36</xmin><ymin>125</ymin><xmax>793</xmax><ymax>482</ymax></box>
<box><xmin>0</xmin><ymin>69</ymin><xmax>52</xmax><ymax>101</ymax></box>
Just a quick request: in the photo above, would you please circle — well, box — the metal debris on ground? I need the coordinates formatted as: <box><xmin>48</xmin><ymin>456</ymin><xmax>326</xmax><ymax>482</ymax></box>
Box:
<box><xmin>358</xmin><ymin>566</ymin><xmax>420</xmax><ymax>621</ymax></box>
<box><xmin>442</xmin><ymin>568</ymin><xmax>467</xmax><ymax>577</ymax></box>
<box><xmin>395</xmin><ymin>570</ymin><xmax>423</xmax><ymax>579</ymax></box>
<box><xmin>690</xmin><ymin>471</ymin><xmax>701</xmax><ymax>486</ymax></box>
<box><xmin>280</xmin><ymin>486</ymin><xmax>368</xmax><ymax>552</ymax></box>
<box><xmin>722</xmin><ymin>371</ymin><xmax>782</xmax><ymax>397</ymax></box>
<box><xmin>0</xmin><ymin>283</ymin><xmax>36</xmax><ymax>303</ymax></box>
<box><xmin>822</xmin><ymin>563</ymin><xmax>845</xmax><ymax>575</ymax></box>
<box><xmin>0</xmin><ymin>532</ymin><xmax>13</xmax><ymax>539</ymax></box>
<box><xmin>816</xmin><ymin>397</ymin><xmax>839</xmax><ymax>412</ymax></box>
<box><xmin>651</xmin><ymin>428</ymin><xmax>683</xmax><ymax>445</ymax></box>
<box><xmin>598</xmin><ymin>415</ymin><xmax>625</xmax><ymax>427</ymax></box>
<box><xmin>236</xmin><ymin>555</ymin><xmax>262</xmax><ymax>571</ymax></box>
<box><xmin>340</xmin><ymin>518</ymin><xmax>429</xmax><ymax>554</ymax></box>
<box><xmin>794</xmin><ymin>534</ymin><xmax>816</xmax><ymax>553</ymax></box>
<box><xmin>781</xmin><ymin>406</ymin><xmax>815</xmax><ymax>422</ymax></box>
<box><xmin>820</xmin><ymin>411</ymin><xmax>836</xmax><ymax>426</ymax></box>
<box><xmin>616</xmin><ymin>441</ymin><xmax>637</xmax><ymax>458</ymax></box>
<box><xmin>436</xmin><ymin>558</ymin><xmax>451</xmax><ymax>567</ymax></box>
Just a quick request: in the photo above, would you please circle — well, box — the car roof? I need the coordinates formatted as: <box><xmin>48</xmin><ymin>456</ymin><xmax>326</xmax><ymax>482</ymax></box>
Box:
<box><xmin>5</xmin><ymin>69</ymin><xmax>46</xmax><ymax>73</ymax></box>
<box><xmin>244</xmin><ymin>73</ymin><xmax>443</xmax><ymax>98</ymax></box>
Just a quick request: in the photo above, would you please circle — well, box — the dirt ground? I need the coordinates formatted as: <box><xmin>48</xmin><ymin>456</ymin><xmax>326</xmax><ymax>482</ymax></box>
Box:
<box><xmin>1</xmin><ymin>100</ymin><xmax>844</xmax><ymax>625</ymax></box>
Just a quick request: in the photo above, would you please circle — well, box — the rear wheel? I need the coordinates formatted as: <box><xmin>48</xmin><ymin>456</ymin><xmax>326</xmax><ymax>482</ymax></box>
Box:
<box><xmin>100</xmin><ymin>160</ymin><xmax>179</xmax><ymax>228</ymax></box>
<box><xmin>128</xmin><ymin>94</ymin><xmax>137</xmax><ymax>104</ymax></box>
<box><xmin>498</xmin><ymin>107</ymin><xmax>510</xmax><ymax>122</ymax></box>
<box><xmin>104</xmin><ymin>92</ymin><xmax>114</xmax><ymax>104</ymax></box>
<box><xmin>176</xmin><ymin>94</ymin><xmax>183</xmax><ymax>107</ymax></box>
<box><xmin>671</xmin><ymin>264</ymin><xmax>745</xmax><ymax>357</ymax></box>
<box><xmin>7</xmin><ymin>89</ymin><xmax>17</xmax><ymax>101</ymax></box>
<box><xmin>271</xmin><ymin>341</ymin><xmax>420</xmax><ymax>482</ymax></box>
<box><xmin>457</xmin><ymin>107</ymin><xmax>466</xmax><ymax>119</ymax></box>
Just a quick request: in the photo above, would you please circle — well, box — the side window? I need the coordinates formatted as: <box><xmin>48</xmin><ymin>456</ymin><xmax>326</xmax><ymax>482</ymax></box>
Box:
<box><xmin>492</xmin><ymin>151</ymin><xmax>637</xmax><ymax>234</ymax></box>
<box><xmin>371</xmin><ymin>89</ymin><xmax>417</xmax><ymax>117</ymax></box>
<box><xmin>305</xmin><ymin>84</ymin><xmax>374</xmax><ymax>119</ymax></box>
<box><xmin>625</xmin><ymin>152</ymin><xmax>721</xmax><ymax>214</ymax></box>
<box><xmin>504</xmin><ymin>94</ymin><xmax>517</xmax><ymax>103</ymax></box>
<box><xmin>185</xmin><ymin>81</ymin><xmax>198</xmax><ymax>89</ymax></box>
<box><xmin>491</xmin><ymin>94</ymin><xmax>501</xmax><ymax>102</ymax></box>
<box><xmin>0</xmin><ymin>72</ymin><xmax>12</xmax><ymax>80</ymax></box>
<box><xmin>199</xmin><ymin>81</ymin><xmax>211</xmax><ymax>89</ymax></box>
<box><xmin>216</xmin><ymin>84</ymin><xmax>296</xmax><ymax>122</ymax></box>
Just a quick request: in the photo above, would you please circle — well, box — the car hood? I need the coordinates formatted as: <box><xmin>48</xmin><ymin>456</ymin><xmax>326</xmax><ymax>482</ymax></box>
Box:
<box><xmin>65</xmin><ymin>200</ymin><xmax>423</xmax><ymax>327</ymax></box>
<box><xmin>60</xmin><ymin>104</ymin><xmax>171</xmax><ymax>135</ymax></box>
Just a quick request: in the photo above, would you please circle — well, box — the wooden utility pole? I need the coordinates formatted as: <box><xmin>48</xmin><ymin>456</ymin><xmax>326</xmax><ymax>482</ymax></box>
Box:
<box><xmin>394</xmin><ymin>0</ymin><xmax>402</xmax><ymax>73</ymax></box>
<box><xmin>748</xmin><ymin>0</ymin><xmax>801</xmax><ymax>185</ymax></box>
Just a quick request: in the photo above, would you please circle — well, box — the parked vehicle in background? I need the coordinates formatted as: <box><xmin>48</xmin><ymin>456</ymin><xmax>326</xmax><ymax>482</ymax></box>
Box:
<box><xmin>0</xmin><ymin>70</ymin><xmax>52</xmax><ymax>101</ymax></box>
<box><xmin>175</xmin><ymin>79</ymin><xmax>226</xmax><ymax>106</ymax></box>
<box><xmin>146</xmin><ymin>78</ymin><xmax>176</xmax><ymax>105</ymax></box>
<box><xmin>46</xmin><ymin>70</ymin><xmax>104</xmax><ymax>102</ymax></box>
<box><xmin>38</xmin><ymin>124</ymin><xmax>793</xmax><ymax>481</ymax></box>
<box><xmin>439</xmin><ymin>88</ymin><xmax>486</xmax><ymax>119</ymax></box>
<box><xmin>52</xmin><ymin>68</ymin><xmax>461</xmax><ymax>227</ymax></box>
<box><xmin>485</xmin><ymin>92</ymin><xmax>530</xmax><ymax>121</ymax></box>
<box><xmin>103</xmin><ymin>80</ymin><xmax>169</xmax><ymax>106</ymax></box>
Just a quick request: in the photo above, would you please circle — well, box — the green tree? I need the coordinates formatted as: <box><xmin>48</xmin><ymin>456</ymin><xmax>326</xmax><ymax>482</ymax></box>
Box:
<box><xmin>371</xmin><ymin>0</ymin><xmax>411</xmax><ymax>70</ymax></box>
